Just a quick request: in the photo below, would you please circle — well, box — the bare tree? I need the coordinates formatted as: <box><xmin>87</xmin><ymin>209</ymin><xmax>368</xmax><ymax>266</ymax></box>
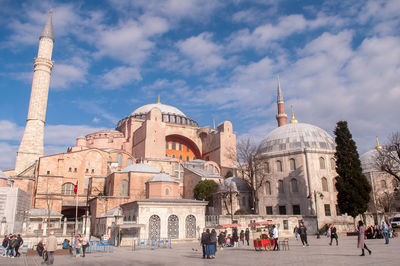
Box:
<box><xmin>227</xmin><ymin>138</ymin><xmax>270</xmax><ymax>214</ymax></box>
<box><xmin>375</xmin><ymin>132</ymin><xmax>400</xmax><ymax>183</ymax></box>
<box><xmin>376</xmin><ymin>191</ymin><xmax>396</xmax><ymax>213</ymax></box>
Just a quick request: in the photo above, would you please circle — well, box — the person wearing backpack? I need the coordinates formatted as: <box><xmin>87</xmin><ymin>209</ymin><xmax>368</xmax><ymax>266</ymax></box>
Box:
<box><xmin>1</xmin><ymin>235</ymin><xmax>9</xmax><ymax>257</ymax></box>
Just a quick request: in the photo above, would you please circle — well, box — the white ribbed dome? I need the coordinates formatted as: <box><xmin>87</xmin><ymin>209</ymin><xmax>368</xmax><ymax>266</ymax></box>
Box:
<box><xmin>132</xmin><ymin>103</ymin><xmax>186</xmax><ymax>117</ymax></box>
<box><xmin>258</xmin><ymin>123</ymin><xmax>335</xmax><ymax>154</ymax></box>
<box><xmin>360</xmin><ymin>149</ymin><xmax>379</xmax><ymax>173</ymax></box>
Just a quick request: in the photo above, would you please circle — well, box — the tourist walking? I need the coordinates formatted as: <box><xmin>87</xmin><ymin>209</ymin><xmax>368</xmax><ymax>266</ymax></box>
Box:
<box><xmin>272</xmin><ymin>225</ymin><xmax>279</xmax><ymax>251</ymax></box>
<box><xmin>357</xmin><ymin>221</ymin><xmax>371</xmax><ymax>256</ymax></box>
<box><xmin>245</xmin><ymin>228</ymin><xmax>250</xmax><ymax>246</ymax></box>
<box><xmin>299</xmin><ymin>223</ymin><xmax>309</xmax><ymax>247</ymax></box>
<box><xmin>217</xmin><ymin>231</ymin><xmax>225</xmax><ymax>250</ymax></box>
<box><xmin>36</xmin><ymin>240</ymin><xmax>44</xmax><ymax>257</ymax></box>
<box><xmin>9</xmin><ymin>235</ymin><xmax>18</xmax><ymax>257</ymax></box>
<box><xmin>1</xmin><ymin>235</ymin><xmax>9</xmax><ymax>257</ymax></box>
<box><xmin>45</xmin><ymin>231</ymin><xmax>58</xmax><ymax>265</ymax></box>
<box><xmin>232</xmin><ymin>228</ymin><xmax>239</xmax><ymax>247</ymax></box>
<box><xmin>382</xmin><ymin>220</ymin><xmax>389</xmax><ymax>244</ymax></box>
<box><xmin>329</xmin><ymin>224</ymin><xmax>338</xmax><ymax>246</ymax></box>
<box><xmin>201</xmin><ymin>228</ymin><xmax>207</xmax><ymax>259</ymax></box>
<box><xmin>14</xmin><ymin>234</ymin><xmax>23</xmax><ymax>257</ymax></box>
<box><xmin>75</xmin><ymin>234</ymin><xmax>82</xmax><ymax>256</ymax></box>
<box><xmin>82</xmin><ymin>235</ymin><xmax>89</xmax><ymax>257</ymax></box>
<box><xmin>293</xmin><ymin>225</ymin><xmax>299</xmax><ymax>240</ymax></box>
<box><xmin>324</xmin><ymin>224</ymin><xmax>330</xmax><ymax>238</ymax></box>
<box><xmin>204</xmin><ymin>229</ymin><xmax>213</xmax><ymax>259</ymax></box>
<box><xmin>240</xmin><ymin>230</ymin><xmax>245</xmax><ymax>246</ymax></box>
<box><xmin>209</xmin><ymin>229</ymin><xmax>217</xmax><ymax>258</ymax></box>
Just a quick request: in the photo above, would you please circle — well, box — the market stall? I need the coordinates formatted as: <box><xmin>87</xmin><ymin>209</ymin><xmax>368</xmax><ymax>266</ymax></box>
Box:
<box><xmin>215</xmin><ymin>224</ymin><xmax>242</xmax><ymax>247</ymax></box>
<box><xmin>248</xmin><ymin>221</ymin><xmax>275</xmax><ymax>251</ymax></box>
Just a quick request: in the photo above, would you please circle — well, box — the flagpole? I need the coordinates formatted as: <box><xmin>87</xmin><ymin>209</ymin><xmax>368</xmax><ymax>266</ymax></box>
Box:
<box><xmin>75</xmin><ymin>181</ymin><xmax>78</xmax><ymax>237</ymax></box>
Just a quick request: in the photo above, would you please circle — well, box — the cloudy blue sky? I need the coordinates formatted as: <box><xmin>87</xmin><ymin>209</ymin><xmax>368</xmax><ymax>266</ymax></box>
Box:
<box><xmin>0</xmin><ymin>0</ymin><xmax>399</xmax><ymax>170</ymax></box>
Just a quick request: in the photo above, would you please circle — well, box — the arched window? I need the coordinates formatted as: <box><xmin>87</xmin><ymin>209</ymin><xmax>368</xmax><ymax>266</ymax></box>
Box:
<box><xmin>265</xmin><ymin>181</ymin><xmax>271</xmax><ymax>195</ymax></box>
<box><xmin>185</xmin><ymin>215</ymin><xmax>196</xmax><ymax>238</ymax></box>
<box><xmin>319</xmin><ymin>157</ymin><xmax>326</xmax><ymax>169</ymax></box>
<box><xmin>62</xmin><ymin>182</ymin><xmax>75</xmax><ymax>195</ymax></box>
<box><xmin>165</xmin><ymin>188</ymin><xmax>170</xmax><ymax>196</ymax></box>
<box><xmin>278</xmin><ymin>180</ymin><xmax>284</xmax><ymax>193</ymax></box>
<box><xmin>117</xmin><ymin>153</ymin><xmax>123</xmax><ymax>167</ymax></box>
<box><xmin>120</xmin><ymin>179</ymin><xmax>129</xmax><ymax>196</ymax></box>
<box><xmin>321</xmin><ymin>177</ymin><xmax>329</xmax><ymax>192</ymax></box>
<box><xmin>289</xmin><ymin>158</ymin><xmax>296</xmax><ymax>171</ymax></box>
<box><xmin>168</xmin><ymin>215</ymin><xmax>179</xmax><ymax>239</ymax></box>
<box><xmin>126</xmin><ymin>158</ymin><xmax>133</xmax><ymax>166</ymax></box>
<box><xmin>276</xmin><ymin>160</ymin><xmax>283</xmax><ymax>172</ymax></box>
<box><xmin>330</xmin><ymin>158</ymin><xmax>336</xmax><ymax>170</ymax></box>
<box><xmin>149</xmin><ymin>215</ymin><xmax>161</xmax><ymax>239</ymax></box>
<box><xmin>381</xmin><ymin>180</ymin><xmax>387</xmax><ymax>189</ymax></box>
<box><xmin>291</xmin><ymin>178</ymin><xmax>298</xmax><ymax>192</ymax></box>
<box><xmin>265</xmin><ymin>162</ymin><xmax>270</xmax><ymax>173</ymax></box>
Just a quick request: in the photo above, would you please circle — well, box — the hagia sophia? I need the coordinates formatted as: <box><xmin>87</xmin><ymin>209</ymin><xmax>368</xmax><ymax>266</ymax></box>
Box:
<box><xmin>0</xmin><ymin>11</ymin><xmax>398</xmax><ymax>243</ymax></box>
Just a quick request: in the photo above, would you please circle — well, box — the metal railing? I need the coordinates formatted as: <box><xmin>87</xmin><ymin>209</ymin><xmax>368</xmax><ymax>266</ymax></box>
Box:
<box><xmin>132</xmin><ymin>238</ymin><xmax>172</xmax><ymax>251</ymax></box>
<box><xmin>86</xmin><ymin>240</ymin><xmax>114</xmax><ymax>253</ymax></box>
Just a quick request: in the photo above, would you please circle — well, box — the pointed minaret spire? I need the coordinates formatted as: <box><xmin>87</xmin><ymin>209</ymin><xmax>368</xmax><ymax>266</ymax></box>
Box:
<box><xmin>275</xmin><ymin>75</ymin><xmax>287</xmax><ymax>127</ymax></box>
<box><xmin>15</xmin><ymin>10</ymin><xmax>55</xmax><ymax>174</ymax></box>
<box><xmin>375</xmin><ymin>136</ymin><xmax>383</xmax><ymax>150</ymax></box>
<box><xmin>157</xmin><ymin>94</ymin><xmax>161</xmax><ymax>104</ymax></box>
<box><xmin>213</xmin><ymin>119</ymin><xmax>216</xmax><ymax>129</ymax></box>
<box><xmin>290</xmin><ymin>105</ymin><xmax>298</xmax><ymax>124</ymax></box>
<box><xmin>41</xmin><ymin>9</ymin><xmax>54</xmax><ymax>41</ymax></box>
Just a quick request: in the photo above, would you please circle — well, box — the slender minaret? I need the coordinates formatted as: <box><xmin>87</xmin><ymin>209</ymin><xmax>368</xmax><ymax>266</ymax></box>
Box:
<box><xmin>275</xmin><ymin>75</ymin><xmax>287</xmax><ymax>127</ymax></box>
<box><xmin>15</xmin><ymin>10</ymin><xmax>54</xmax><ymax>174</ymax></box>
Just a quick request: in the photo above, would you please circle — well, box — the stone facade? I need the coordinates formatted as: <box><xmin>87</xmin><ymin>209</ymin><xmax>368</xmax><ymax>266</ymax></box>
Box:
<box><xmin>0</xmin><ymin>187</ymin><xmax>31</xmax><ymax>234</ymax></box>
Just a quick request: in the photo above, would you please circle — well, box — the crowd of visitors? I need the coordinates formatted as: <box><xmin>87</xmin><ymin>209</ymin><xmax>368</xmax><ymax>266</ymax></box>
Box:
<box><xmin>1</xmin><ymin>234</ymin><xmax>23</xmax><ymax>258</ymax></box>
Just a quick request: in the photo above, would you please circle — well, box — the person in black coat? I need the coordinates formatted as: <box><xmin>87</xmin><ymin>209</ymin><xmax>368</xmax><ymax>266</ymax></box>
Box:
<box><xmin>14</xmin><ymin>234</ymin><xmax>23</xmax><ymax>257</ymax></box>
<box><xmin>299</xmin><ymin>223</ymin><xmax>309</xmax><ymax>247</ymax></box>
<box><xmin>232</xmin><ymin>228</ymin><xmax>239</xmax><ymax>247</ymax></box>
<box><xmin>329</xmin><ymin>224</ymin><xmax>338</xmax><ymax>246</ymax></box>
<box><xmin>245</xmin><ymin>228</ymin><xmax>250</xmax><ymax>246</ymax></box>
<box><xmin>200</xmin><ymin>228</ymin><xmax>207</xmax><ymax>259</ymax></box>
<box><xmin>36</xmin><ymin>240</ymin><xmax>44</xmax><ymax>257</ymax></box>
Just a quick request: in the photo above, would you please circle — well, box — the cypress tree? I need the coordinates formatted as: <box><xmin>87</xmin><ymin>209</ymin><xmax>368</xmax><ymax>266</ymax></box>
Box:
<box><xmin>334</xmin><ymin>121</ymin><xmax>371</xmax><ymax>218</ymax></box>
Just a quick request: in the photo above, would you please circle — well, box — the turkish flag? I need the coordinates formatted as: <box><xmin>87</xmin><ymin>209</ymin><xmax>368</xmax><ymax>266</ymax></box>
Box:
<box><xmin>74</xmin><ymin>180</ymin><xmax>78</xmax><ymax>195</ymax></box>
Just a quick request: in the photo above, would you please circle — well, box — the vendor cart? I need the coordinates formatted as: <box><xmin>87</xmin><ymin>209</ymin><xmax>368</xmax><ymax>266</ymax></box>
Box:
<box><xmin>248</xmin><ymin>221</ymin><xmax>275</xmax><ymax>251</ymax></box>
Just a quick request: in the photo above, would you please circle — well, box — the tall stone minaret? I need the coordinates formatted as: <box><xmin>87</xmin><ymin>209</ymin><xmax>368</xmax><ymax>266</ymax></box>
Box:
<box><xmin>15</xmin><ymin>10</ymin><xmax>54</xmax><ymax>175</ymax></box>
<box><xmin>275</xmin><ymin>75</ymin><xmax>287</xmax><ymax>127</ymax></box>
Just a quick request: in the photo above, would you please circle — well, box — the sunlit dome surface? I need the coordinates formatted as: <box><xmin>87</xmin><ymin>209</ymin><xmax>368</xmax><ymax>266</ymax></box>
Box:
<box><xmin>360</xmin><ymin>149</ymin><xmax>379</xmax><ymax>173</ymax></box>
<box><xmin>131</xmin><ymin>103</ymin><xmax>186</xmax><ymax>117</ymax></box>
<box><xmin>258</xmin><ymin>123</ymin><xmax>335</xmax><ymax>154</ymax></box>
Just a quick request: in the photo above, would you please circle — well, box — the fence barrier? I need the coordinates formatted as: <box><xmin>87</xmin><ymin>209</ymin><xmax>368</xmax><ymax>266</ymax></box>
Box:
<box><xmin>86</xmin><ymin>240</ymin><xmax>114</xmax><ymax>253</ymax></box>
<box><xmin>132</xmin><ymin>238</ymin><xmax>172</xmax><ymax>251</ymax></box>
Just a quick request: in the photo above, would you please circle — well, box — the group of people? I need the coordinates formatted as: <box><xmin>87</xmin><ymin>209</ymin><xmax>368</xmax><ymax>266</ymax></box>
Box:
<box><xmin>201</xmin><ymin>229</ymin><xmax>217</xmax><ymax>259</ymax></box>
<box><xmin>216</xmin><ymin>228</ymin><xmax>250</xmax><ymax>248</ymax></box>
<box><xmin>1</xmin><ymin>234</ymin><xmax>24</xmax><ymax>258</ymax></box>
<box><xmin>293</xmin><ymin>223</ymin><xmax>309</xmax><ymax>247</ymax></box>
<box><xmin>365</xmin><ymin>221</ymin><xmax>394</xmax><ymax>243</ymax></box>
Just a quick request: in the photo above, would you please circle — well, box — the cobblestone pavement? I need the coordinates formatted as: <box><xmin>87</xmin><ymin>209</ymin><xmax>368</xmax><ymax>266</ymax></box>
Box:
<box><xmin>1</xmin><ymin>236</ymin><xmax>398</xmax><ymax>266</ymax></box>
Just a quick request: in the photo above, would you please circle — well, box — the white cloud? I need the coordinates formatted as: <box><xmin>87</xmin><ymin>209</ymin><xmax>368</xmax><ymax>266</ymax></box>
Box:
<box><xmin>177</xmin><ymin>32</ymin><xmax>225</xmax><ymax>72</ymax></box>
<box><xmin>100</xmin><ymin>66</ymin><xmax>142</xmax><ymax>89</ymax></box>
<box><xmin>0</xmin><ymin>142</ymin><xmax>18</xmax><ymax>170</ymax></box>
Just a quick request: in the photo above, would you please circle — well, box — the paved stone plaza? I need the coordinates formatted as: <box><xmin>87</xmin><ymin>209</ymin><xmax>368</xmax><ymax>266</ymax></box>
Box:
<box><xmin>1</xmin><ymin>236</ymin><xmax>398</xmax><ymax>266</ymax></box>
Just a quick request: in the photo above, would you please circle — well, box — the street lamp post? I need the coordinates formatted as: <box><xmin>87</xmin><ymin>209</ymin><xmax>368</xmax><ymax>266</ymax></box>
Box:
<box><xmin>312</xmin><ymin>190</ymin><xmax>324</xmax><ymax>239</ymax></box>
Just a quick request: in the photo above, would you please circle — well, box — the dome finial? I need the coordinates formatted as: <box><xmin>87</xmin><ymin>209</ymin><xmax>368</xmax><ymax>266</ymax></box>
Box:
<box><xmin>290</xmin><ymin>105</ymin><xmax>298</xmax><ymax>124</ymax></box>
<box><xmin>375</xmin><ymin>136</ymin><xmax>382</xmax><ymax>150</ymax></box>
<box><xmin>157</xmin><ymin>94</ymin><xmax>161</xmax><ymax>104</ymax></box>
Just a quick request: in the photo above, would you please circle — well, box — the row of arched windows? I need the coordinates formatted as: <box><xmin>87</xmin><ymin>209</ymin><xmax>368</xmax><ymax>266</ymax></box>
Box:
<box><xmin>265</xmin><ymin>157</ymin><xmax>336</xmax><ymax>173</ymax></box>
<box><xmin>148</xmin><ymin>214</ymin><xmax>197</xmax><ymax>239</ymax></box>
<box><xmin>108</xmin><ymin>155</ymin><xmax>133</xmax><ymax>168</ymax></box>
<box><xmin>264</xmin><ymin>177</ymin><xmax>337</xmax><ymax>195</ymax></box>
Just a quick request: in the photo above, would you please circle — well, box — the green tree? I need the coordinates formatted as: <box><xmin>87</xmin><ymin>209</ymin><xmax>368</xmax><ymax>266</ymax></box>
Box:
<box><xmin>334</xmin><ymin>121</ymin><xmax>371</xmax><ymax>218</ymax></box>
<box><xmin>193</xmin><ymin>180</ymin><xmax>219</xmax><ymax>203</ymax></box>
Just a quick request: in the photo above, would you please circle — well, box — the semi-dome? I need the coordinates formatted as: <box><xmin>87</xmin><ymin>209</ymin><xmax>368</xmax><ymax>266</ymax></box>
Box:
<box><xmin>148</xmin><ymin>172</ymin><xmax>176</xmax><ymax>183</ymax></box>
<box><xmin>258</xmin><ymin>123</ymin><xmax>335</xmax><ymax>154</ymax></box>
<box><xmin>132</xmin><ymin>103</ymin><xmax>186</xmax><ymax>117</ymax></box>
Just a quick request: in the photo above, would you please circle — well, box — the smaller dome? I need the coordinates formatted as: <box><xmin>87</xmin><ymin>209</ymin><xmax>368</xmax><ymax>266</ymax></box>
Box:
<box><xmin>219</xmin><ymin>177</ymin><xmax>250</xmax><ymax>193</ymax></box>
<box><xmin>148</xmin><ymin>172</ymin><xmax>176</xmax><ymax>183</ymax></box>
<box><xmin>360</xmin><ymin>149</ymin><xmax>379</xmax><ymax>173</ymax></box>
<box><xmin>121</xmin><ymin>163</ymin><xmax>160</xmax><ymax>174</ymax></box>
<box><xmin>132</xmin><ymin>103</ymin><xmax>186</xmax><ymax>117</ymax></box>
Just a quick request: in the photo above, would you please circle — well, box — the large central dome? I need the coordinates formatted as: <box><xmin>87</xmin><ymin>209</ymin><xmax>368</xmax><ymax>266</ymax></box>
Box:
<box><xmin>258</xmin><ymin>123</ymin><xmax>335</xmax><ymax>154</ymax></box>
<box><xmin>132</xmin><ymin>103</ymin><xmax>186</xmax><ymax>117</ymax></box>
